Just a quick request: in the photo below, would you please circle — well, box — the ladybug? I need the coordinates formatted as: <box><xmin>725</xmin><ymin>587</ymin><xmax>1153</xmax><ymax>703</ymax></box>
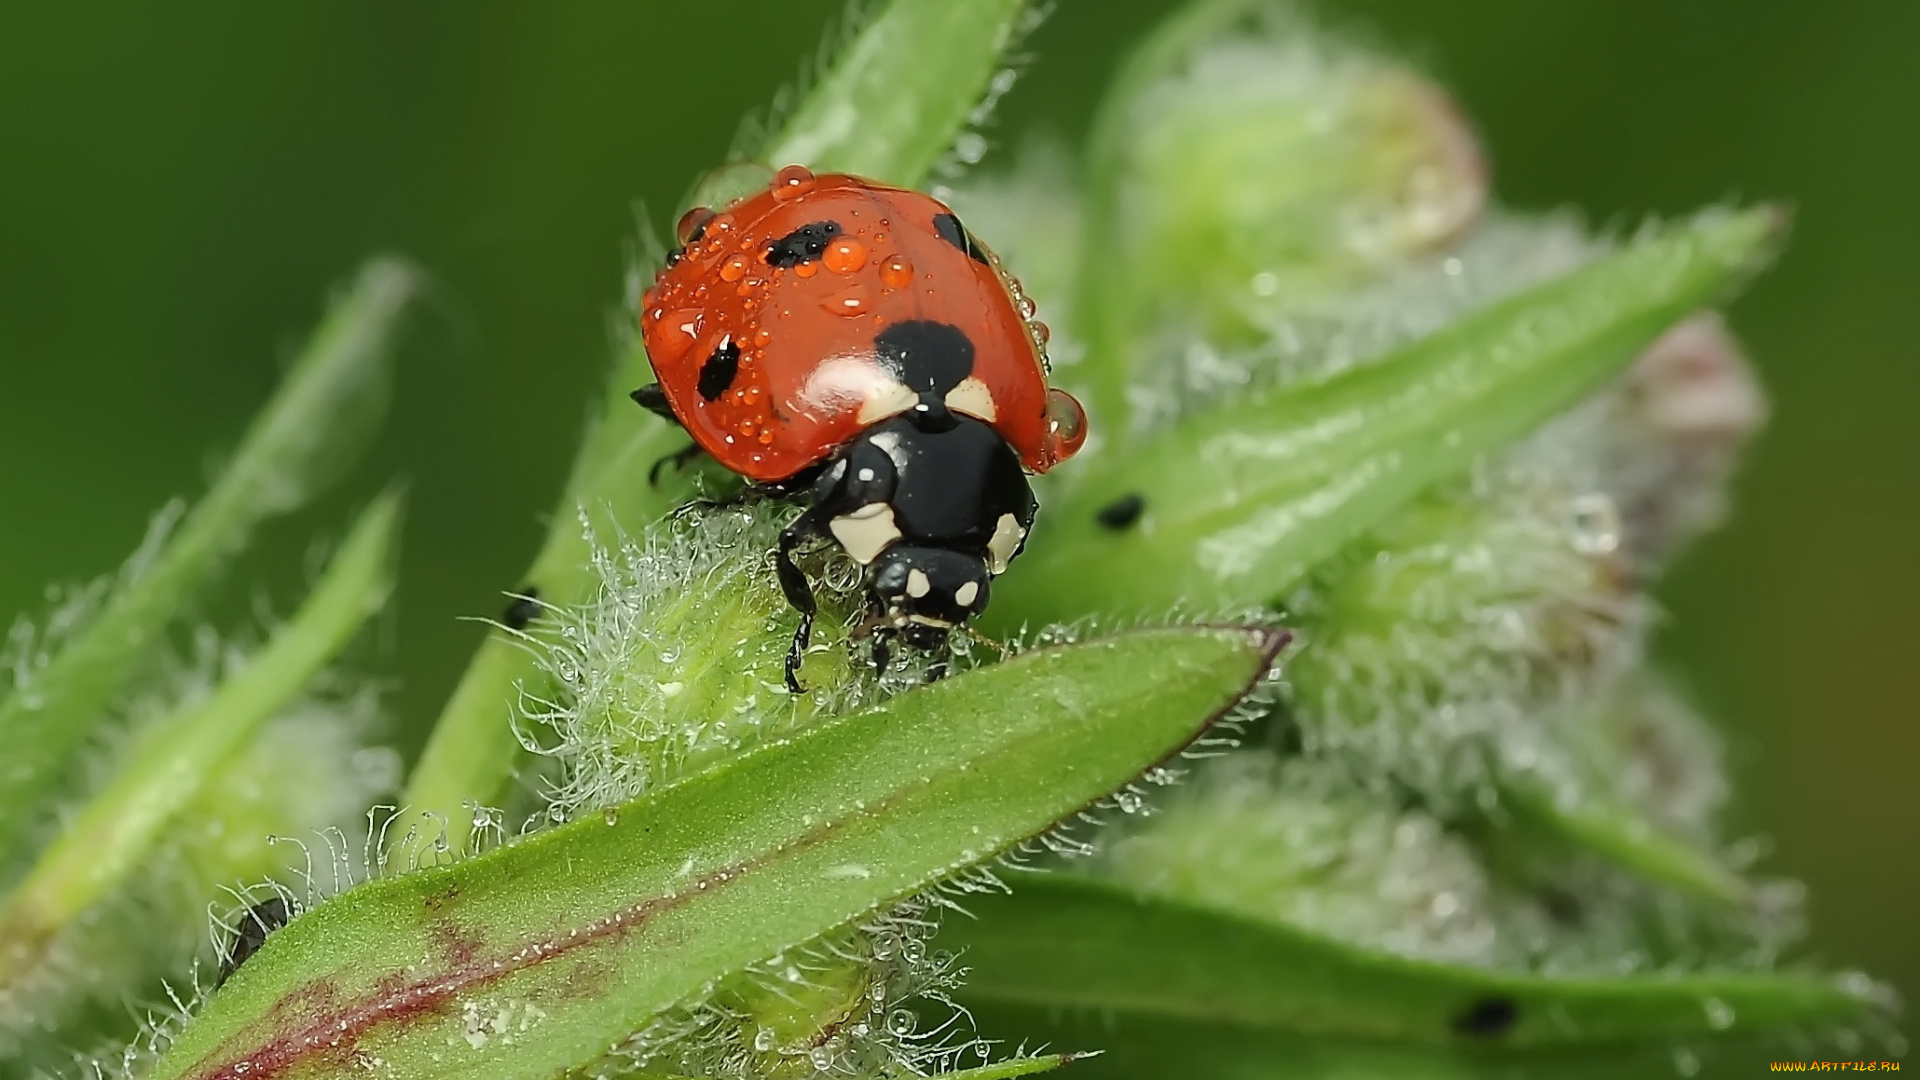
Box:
<box><xmin>632</xmin><ymin>165</ymin><xmax>1087</xmax><ymax>692</ymax></box>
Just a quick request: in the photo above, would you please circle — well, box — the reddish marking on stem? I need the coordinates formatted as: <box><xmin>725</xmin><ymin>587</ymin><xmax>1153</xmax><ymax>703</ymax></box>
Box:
<box><xmin>183</xmin><ymin>857</ymin><xmax>757</xmax><ymax>1080</ymax></box>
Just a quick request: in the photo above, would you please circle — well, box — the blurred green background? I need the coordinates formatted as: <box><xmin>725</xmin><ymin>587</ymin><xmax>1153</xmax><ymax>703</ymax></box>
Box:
<box><xmin>1</xmin><ymin>0</ymin><xmax>1912</xmax><ymax>1039</ymax></box>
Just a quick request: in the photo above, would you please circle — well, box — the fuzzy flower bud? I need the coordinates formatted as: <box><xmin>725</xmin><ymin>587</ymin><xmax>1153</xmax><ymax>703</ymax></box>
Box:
<box><xmin>1084</xmin><ymin>0</ymin><xmax>1486</xmax><ymax>429</ymax></box>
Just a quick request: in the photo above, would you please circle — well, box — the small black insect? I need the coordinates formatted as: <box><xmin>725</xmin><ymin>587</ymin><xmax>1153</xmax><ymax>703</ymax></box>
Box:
<box><xmin>1451</xmin><ymin>995</ymin><xmax>1520</xmax><ymax>1038</ymax></box>
<box><xmin>1095</xmin><ymin>492</ymin><xmax>1147</xmax><ymax>531</ymax></box>
<box><xmin>218</xmin><ymin>895</ymin><xmax>291</xmax><ymax>986</ymax></box>
<box><xmin>502</xmin><ymin>586</ymin><xmax>542</xmax><ymax>631</ymax></box>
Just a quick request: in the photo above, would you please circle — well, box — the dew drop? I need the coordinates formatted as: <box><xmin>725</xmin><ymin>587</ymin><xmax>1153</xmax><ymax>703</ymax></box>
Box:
<box><xmin>794</xmin><ymin>261</ymin><xmax>819</xmax><ymax>279</ymax></box>
<box><xmin>1042</xmin><ymin>388</ymin><xmax>1089</xmax><ymax>465</ymax></box>
<box><xmin>1701</xmin><ymin>997</ymin><xmax>1734</xmax><ymax>1030</ymax></box>
<box><xmin>900</xmin><ymin>937</ymin><xmax>926</xmax><ymax>963</ymax></box>
<box><xmin>602</xmin><ymin>807</ymin><xmax>620</xmax><ymax>826</ymax></box>
<box><xmin>1671</xmin><ymin>1046</ymin><xmax>1701</xmax><ymax>1077</ymax></box>
<box><xmin>771</xmin><ymin>164</ymin><xmax>816</xmax><ymax>201</ymax></box>
<box><xmin>1568</xmin><ymin>492</ymin><xmax>1622</xmax><ymax>555</ymax></box>
<box><xmin>808</xmin><ymin>1046</ymin><xmax>835</xmax><ymax>1070</ymax></box>
<box><xmin>886</xmin><ymin>1008</ymin><xmax>917</xmax><ymax>1037</ymax></box>
<box><xmin>827</xmin><ymin>291</ymin><xmax>869</xmax><ymax>317</ymax></box>
<box><xmin>719</xmin><ymin>254</ymin><xmax>750</xmax><ymax>282</ymax></box>
<box><xmin>823</xmin><ymin>236</ymin><xmax>869</xmax><ymax>274</ymax></box>
<box><xmin>675</xmin><ymin>206</ymin><xmax>715</xmax><ymax>246</ymax></box>
<box><xmin>753</xmin><ymin>1025</ymin><xmax>777</xmax><ymax>1052</ymax></box>
<box><xmin>879</xmin><ymin>255</ymin><xmax>914</xmax><ymax>289</ymax></box>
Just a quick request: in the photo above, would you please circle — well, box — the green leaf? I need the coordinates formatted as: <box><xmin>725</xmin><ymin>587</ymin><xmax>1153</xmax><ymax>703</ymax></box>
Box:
<box><xmin>944</xmin><ymin>876</ymin><xmax>1890</xmax><ymax>1077</ymax></box>
<box><xmin>990</xmin><ymin>208</ymin><xmax>1784</xmax><ymax>631</ymax></box>
<box><xmin>1498</xmin><ymin>780</ymin><xmax>1750</xmax><ymax>907</ymax></box>
<box><xmin>0</xmin><ymin>259</ymin><xmax>416</xmax><ymax>870</ymax></box>
<box><xmin>0</xmin><ymin>493</ymin><xmax>400</xmax><ymax>992</ymax></box>
<box><xmin>149</xmin><ymin>626</ymin><xmax>1283</xmax><ymax>1080</ymax></box>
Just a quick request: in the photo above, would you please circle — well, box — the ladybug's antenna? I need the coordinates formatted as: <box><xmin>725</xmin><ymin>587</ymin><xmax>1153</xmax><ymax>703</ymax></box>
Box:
<box><xmin>962</xmin><ymin>625</ymin><xmax>1012</xmax><ymax>659</ymax></box>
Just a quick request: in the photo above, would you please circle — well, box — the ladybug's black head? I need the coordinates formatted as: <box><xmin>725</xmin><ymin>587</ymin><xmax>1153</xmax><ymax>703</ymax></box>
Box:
<box><xmin>868</xmin><ymin>546</ymin><xmax>991</xmax><ymax>647</ymax></box>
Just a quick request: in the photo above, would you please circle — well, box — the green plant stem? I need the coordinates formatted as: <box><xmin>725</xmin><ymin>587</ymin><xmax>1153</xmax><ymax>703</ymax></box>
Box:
<box><xmin>0</xmin><ymin>492</ymin><xmax>400</xmax><ymax>986</ymax></box>
<box><xmin>0</xmin><ymin>259</ymin><xmax>415</xmax><ymax>872</ymax></box>
<box><xmin>398</xmin><ymin>0</ymin><xmax>1036</xmax><ymax>861</ymax></box>
<box><xmin>761</xmin><ymin>0</ymin><xmax>1030</xmax><ymax>185</ymax></box>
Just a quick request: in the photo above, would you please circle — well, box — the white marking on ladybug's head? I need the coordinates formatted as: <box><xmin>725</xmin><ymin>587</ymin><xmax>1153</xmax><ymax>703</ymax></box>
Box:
<box><xmin>857</xmin><ymin>379</ymin><xmax>918</xmax><ymax>425</ymax></box>
<box><xmin>906</xmin><ymin>569</ymin><xmax>932</xmax><ymax>598</ymax></box>
<box><xmin>829</xmin><ymin>502</ymin><xmax>902</xmax><ymax>565</ymax></box>
<box><xmin>953</xmin><ymin>580</ymin><xmax>980</xmax><ymax>608</ymax></box>
<box><xmin>944</xmin><ymin>376</ymin><xmax>997</xmax><ymax>423</ymax></box>
<box><xmin>986</xmin><ymin>513</ymin><xmax>1026</xmax><ymax>576</ymax></box>
<box><xmin>906</xmin><ymin>613</ymin><xmax>955</xmax><ymax>629</ymax></box>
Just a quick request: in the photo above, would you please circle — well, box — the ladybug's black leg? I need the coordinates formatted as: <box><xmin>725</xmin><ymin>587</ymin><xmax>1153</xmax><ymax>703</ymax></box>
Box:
<box><xmin>648</xmin><ymin>442</ymin><xmax>706</xmax><ymax>487</ymax></box>
<box><xmin>776</xmin><ymin>512</ymin><xmax>823</xmax><ymax>693</ymax></box>
<box><xmin>924</xmin><ymin>634</ymin><xmax>953</xmax><ymax>682</ymax></box>
<box><xmin>870</xmin><ymin>627</ymin><xmax>893</xmax><ymax>678</ymax></box>
<box><xmin>629</xmin><ymin>384</ymin><xmax>680</xmax><ymax>425</ymax></box>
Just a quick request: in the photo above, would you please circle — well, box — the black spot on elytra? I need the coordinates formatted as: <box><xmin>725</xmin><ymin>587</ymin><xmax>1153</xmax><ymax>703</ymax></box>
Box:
<box><xmin>503</xmin><ymin>586</ymin><xmax>541</xmax><ymax>630</ymax></box>
<box><xmin>219</xmin><ymin>896</ymin><xmax>291</xmax><ymax>986</ymax></box>
<box><xmin>1096</xmin><ymin>492</ymin><xmax>1146</xmax><ymax>530</ymax></box>
<box><xmin>875</xmin><ymin>320</ymin><xmax>976</xmax><ymax>400</ymax></box>
<box><xmin>932</xmin><ymin>212</ymin><xmax>991</xmax><ymax>266</ymax></box>
<box><xmin>765</xmin><ymin>221</ymin><xmax>842</xmax><ymax>267</ymax></box>
<box><xmin>1452</xmin><ymin>996</ymin><xmax>1519</xmax><ymax>1038</ymax></box>
<box><xmin>698</xmin><ymin>337</ymin><xmax>741</xmax><ymax>401</ymax></box>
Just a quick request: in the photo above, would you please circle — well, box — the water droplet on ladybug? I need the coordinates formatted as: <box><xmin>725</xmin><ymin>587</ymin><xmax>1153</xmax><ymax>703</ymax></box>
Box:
<box><xmin>676</xmin><ymin>206</ymin><xmax>715</xmax><ymax>246</ymax></box>
<box><xmin>826</xmin><ymin>289</ymin><xmax>869</xmax><ymax>316</ymax></box>
<box><xmin>719</xmin><ymin>254</ymin><xmax>750</xmax><ymax>282</ymax></box>
<box><xmin>1043</xmin><ymin>388</ymin><xmax>1089</xmax><ymax>466</ymax></box>
<box><xmin>1017</xmin><ymin>295</ymin><xmax>1038</xmax><ymax>319</ymax></box>
<box><xmin>1031</xmin><ymin>319</ymin><xmax>1052</xmax><ymax>345</ymax></box>
<box><xmin>757</xmin><ymin>429</ymin><xmax>775</xmax><ymax>445</ymax></box>
<box><xmin>770</xmin><ymin>164</ymin><xmax>815</xmax><ymax>201</ymax></box>
<box><xmin>753</xmin><ymin>328</ymin><xmax>773</xmax><ymax>347</ymax></box>
<box><xmin>794</xmin><ymin>261</ymin><xmax>820</xmax><ymax>279</ymax></box>
<box><xmin>824</xmin><ymin>237</ymin><xmax>868</xmax><ymax>274</ymax></box>
<box><xmin>881</xmin><ymin>255</ymin><xmax>914</xmax><ymax>289</ymax></box>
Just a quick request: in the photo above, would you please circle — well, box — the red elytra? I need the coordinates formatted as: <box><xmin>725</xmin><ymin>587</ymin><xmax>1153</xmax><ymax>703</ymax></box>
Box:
<box><xmin>640</xmin><ymin>167</ymin><xmax>1086</xmax><ymax>484</ymax></box>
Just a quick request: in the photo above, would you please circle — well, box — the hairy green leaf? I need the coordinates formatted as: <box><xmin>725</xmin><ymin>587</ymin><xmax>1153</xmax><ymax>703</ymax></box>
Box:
<box><xmin>0</xmin><ymin>259</ymin><xmax>416</xmax><ymax>870</ymax></box>
<box><xmin>151</xmin><ymin>626</ymin><xmax>1282</xmax><ymax>1080</ymax></box>
<box><xmin>0</xmin><ymin>492</ymin><xmax>400</xmax><ymax>994</ymax></box>
<box><xmin>944</xmin><ymin>876</ymin><xmax>1890</xmax><ymax>1077</ymax></box>
<box><xmin>991</xmin><ymin>208</ymin><xmax>1783</xmax><ymax>630</ymax></box>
